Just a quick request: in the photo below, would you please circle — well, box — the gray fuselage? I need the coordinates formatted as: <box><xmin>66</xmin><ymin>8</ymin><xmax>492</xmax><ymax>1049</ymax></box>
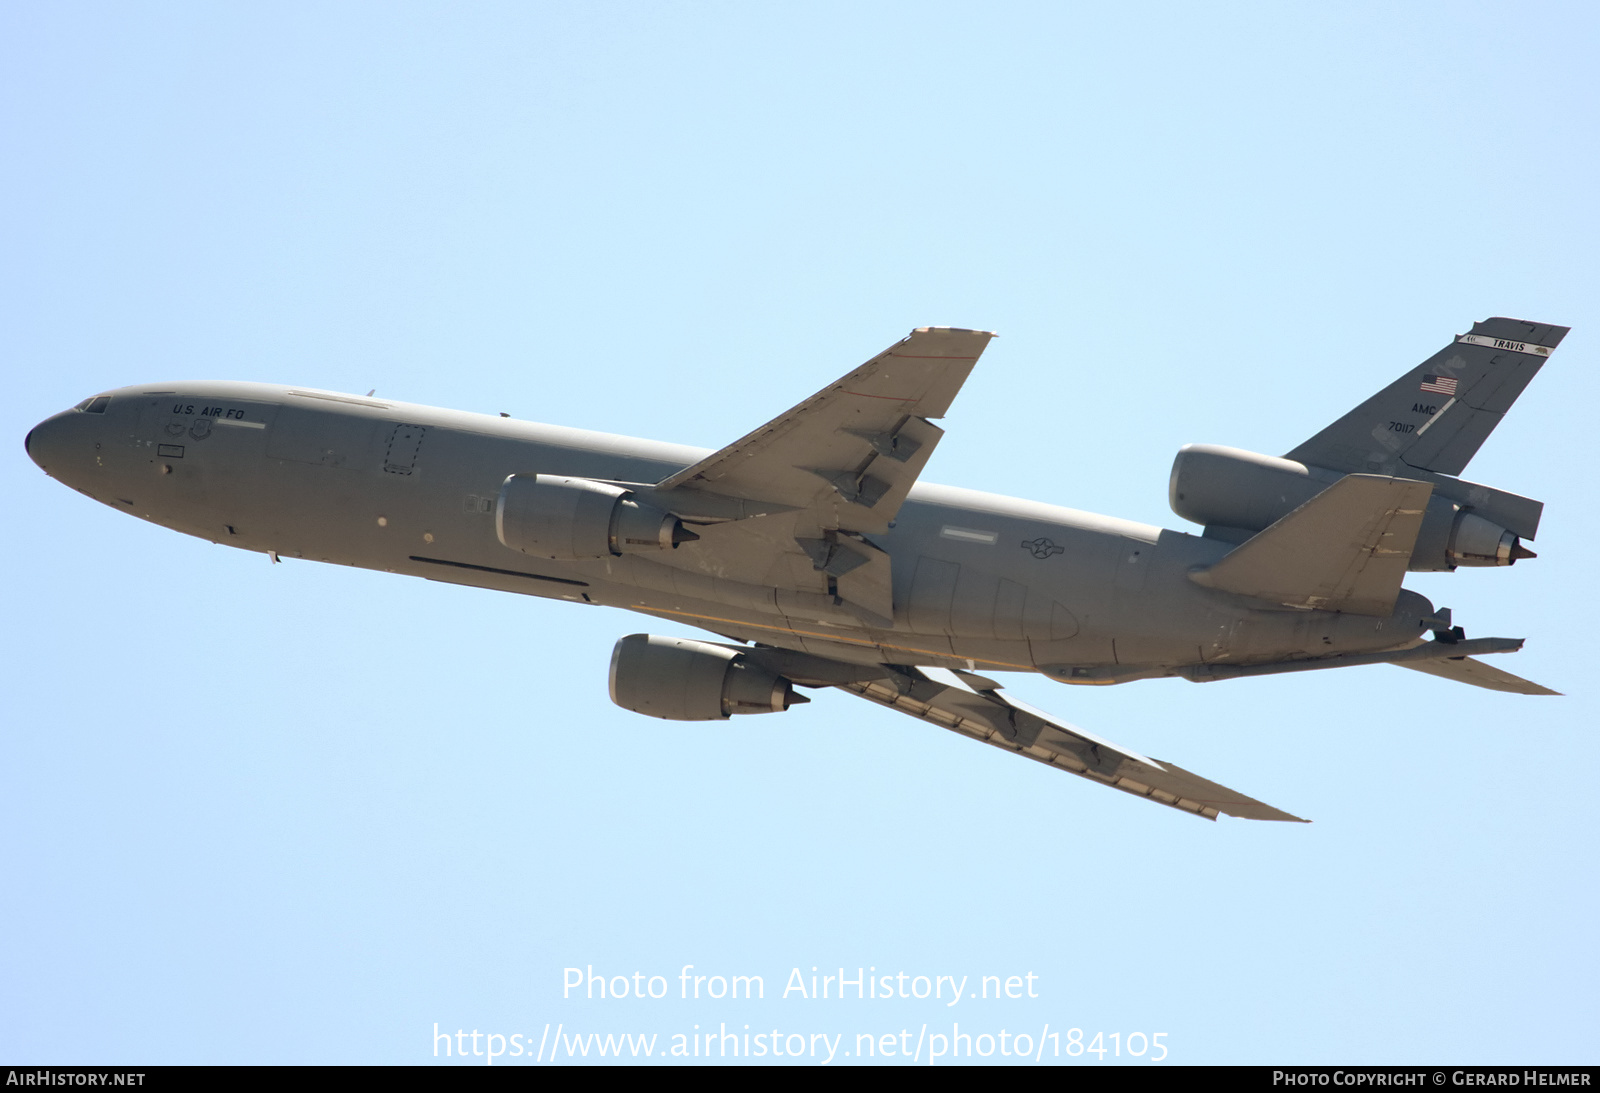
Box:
<box><xmin>27</xmin><ymin>382</ymin><xmax>1433</xmax><ymax>681</ymax></box>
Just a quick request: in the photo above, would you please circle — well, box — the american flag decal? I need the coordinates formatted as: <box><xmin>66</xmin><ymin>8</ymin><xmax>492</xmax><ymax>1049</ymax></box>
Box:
<box><xmin>1420</xmin><ymin>374</ymin><xmax>1458</xmax><ymax>395</ymax></box>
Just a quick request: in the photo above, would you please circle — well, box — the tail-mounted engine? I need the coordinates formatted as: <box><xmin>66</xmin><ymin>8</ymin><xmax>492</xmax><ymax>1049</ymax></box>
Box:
<box><xmin>496</xmin><ymin>474</ymin><xmax>699</xmax><ymax>560</ymax></box>
<box><xmin>608</xmin><ymin>634</ymin><xmax>808</xmax><ymax>721</ymax></box>
<box><xmin>1168</xmin><ymin>444</ymin><xmax>1537</xmax><ymax>571</ymax></box>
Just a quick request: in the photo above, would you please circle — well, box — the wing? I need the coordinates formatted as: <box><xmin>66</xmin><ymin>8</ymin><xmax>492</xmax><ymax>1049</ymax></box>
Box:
<box><xmin>834</xmin><ymin>665</ymin><xmax>1306</xmax><ymax>822</ymax></box>
<box><xmin>658</xmin><ymin>326</ymin><xmax>995</xmax><ymax>533</ymax></box>
<box><xmin>638</xmin><ymin>327</ymin><xmax>996</xmax><ymax>624</ymax></box>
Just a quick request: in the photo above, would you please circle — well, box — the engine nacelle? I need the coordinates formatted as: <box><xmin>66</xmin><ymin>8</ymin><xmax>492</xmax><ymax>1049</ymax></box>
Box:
<box><xmin>1168</xmin><ymin>444</ymin><xmax>1335</xmax><ymax>532</ymax></box>
<box><xmin>1169</xmin><ymin>445</ymin><xmax>1531</xmax><ymax>570</ymax></box>
<box><xmin>608</xmin><ymin>634</ymin><xmax>805</xmax><ymax>721</ymax></box>
<box><xmin>496</xmin><ymin>474</ymin><xmax>698</xmax><ymax>560</ymax></box>
<box><xmin>1436</xmin><ymin>511</ymin><xmax>1527</xmax><ymax>567</ymax></box>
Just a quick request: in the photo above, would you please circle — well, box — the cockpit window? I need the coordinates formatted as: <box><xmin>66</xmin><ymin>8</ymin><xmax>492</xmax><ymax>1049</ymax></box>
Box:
<box><xmin>74</xmin><ymin>396</ymin><xmax>110</xmax><ymax>414</ymax></box>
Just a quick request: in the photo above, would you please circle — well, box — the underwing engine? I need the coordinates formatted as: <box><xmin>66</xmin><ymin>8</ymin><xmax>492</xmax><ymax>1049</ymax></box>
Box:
<box><xmin>608</xmin><ymin>634</ymin><xmax>808</xmax><ymax>721</ymax></box>
<box><xmin>496</xmin><ymin>473</ymin><xmax>699</xmax><ymax>560</ymax></box>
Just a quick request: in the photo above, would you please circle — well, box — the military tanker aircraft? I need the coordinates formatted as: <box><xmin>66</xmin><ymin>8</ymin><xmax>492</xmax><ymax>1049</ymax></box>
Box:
<box><xmin>25</xmin><ymin>318</ymin><xmax>1563</xmax><ymax>822</ymax></box>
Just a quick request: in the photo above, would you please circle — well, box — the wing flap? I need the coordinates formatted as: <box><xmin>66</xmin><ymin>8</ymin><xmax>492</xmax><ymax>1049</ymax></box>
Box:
<box><xmin>840</xmin><ymin>668</ymin><xmax>1306</xmax><ymax>822</ymax></box>
<box><xmin>1190</xmin><ymin>475</ymin><xmax>1433</xmax><ymax>616</ymax></box>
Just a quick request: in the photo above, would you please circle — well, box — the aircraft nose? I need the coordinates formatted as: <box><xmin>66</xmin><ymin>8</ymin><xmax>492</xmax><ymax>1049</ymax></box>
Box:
<box><xmin>26</xmin><ymin>410</ymin><xmax>83</xmax><ymax>474</ymax></box>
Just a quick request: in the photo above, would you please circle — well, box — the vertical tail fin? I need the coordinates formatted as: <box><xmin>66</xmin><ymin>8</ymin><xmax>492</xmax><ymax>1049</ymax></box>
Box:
<box><xmin>1284</xmin><ymin>317</ymin><xmax>1567</xmax><ymax>477</ymax></box>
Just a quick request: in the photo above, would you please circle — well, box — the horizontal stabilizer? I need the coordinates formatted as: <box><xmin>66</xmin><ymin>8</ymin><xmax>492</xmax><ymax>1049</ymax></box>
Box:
<box><xmin>1190</xmin><ymin>475</ymin><xmax>1433</xmax><ymax>616</ymax></box>
<box><xmin>1184</xmin><ymin>634</ymin><xmax>1558</xmax><ymax>702</ymax></box>
<box><xmin>1397</xmin><ymin>655</ymin><xmax>1560</xmax><ymax>696</ymax></box>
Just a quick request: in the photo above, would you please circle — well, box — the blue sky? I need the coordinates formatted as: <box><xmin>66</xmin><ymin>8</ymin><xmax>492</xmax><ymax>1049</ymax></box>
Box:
<box><xmin>4</xmin><ymin>1</ymin><xmax>1597</xmax><ymax>1065</ymax></box>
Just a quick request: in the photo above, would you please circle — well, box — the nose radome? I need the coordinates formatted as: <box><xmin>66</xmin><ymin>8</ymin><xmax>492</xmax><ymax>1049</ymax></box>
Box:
<box><xmin>25</xmin><ymin>411</ymin><xmax>78</xmax><ymax>474</ymax></box>
<box><xmin>26</xmin><ymin>419</ymin><xmax>48</xmax><ymax>470</ymax></box>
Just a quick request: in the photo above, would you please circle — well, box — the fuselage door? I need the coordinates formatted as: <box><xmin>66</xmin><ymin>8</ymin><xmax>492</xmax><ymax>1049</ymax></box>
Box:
<box><xmin>383</xmin><ymin>424</ymin><xmax>427</xmax><ymax>476</ymax></box>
